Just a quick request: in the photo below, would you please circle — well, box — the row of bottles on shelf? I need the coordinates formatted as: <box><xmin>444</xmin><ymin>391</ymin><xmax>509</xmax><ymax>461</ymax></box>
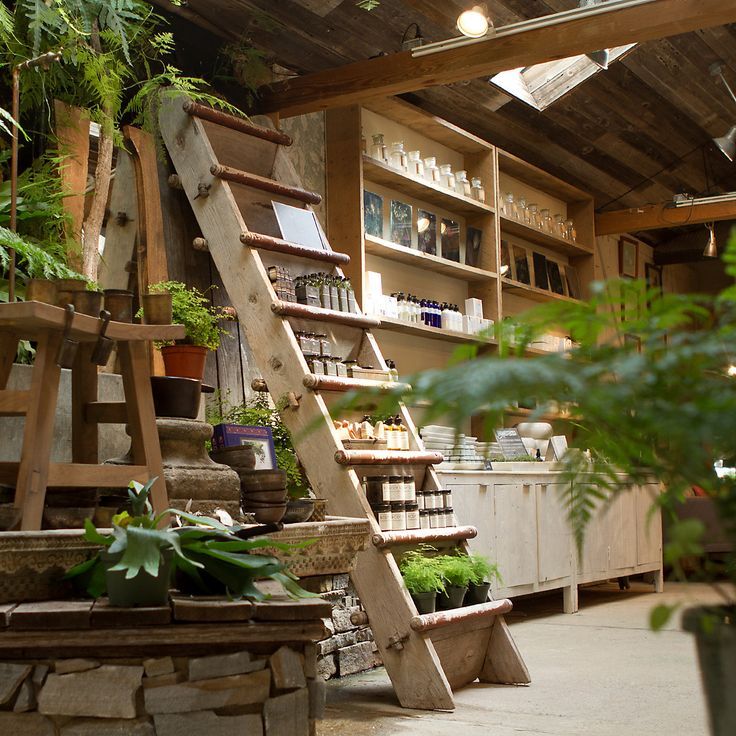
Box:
<box><xmin>365</xmin><ymin>131</ymin><xmax>486</xmax><ymax>204</ymax></box>
<box><xmin>363</xmin><ymin>476</ymin><xmax>457</xmax><ymax>531</ymax></box>
<box><xmin>294</xmin><ymin>272</ymin><xmax>357</xmax><ymax>313</ymax></box>
<box><xmin>500</xmin><ymin>192</ymin><xmax>577</xmax><ymax>242</ymax></box>
<box><xmin>334</xmin><ymin>415</ymin><xmax>410</xmax><ymax>449</ymax></box>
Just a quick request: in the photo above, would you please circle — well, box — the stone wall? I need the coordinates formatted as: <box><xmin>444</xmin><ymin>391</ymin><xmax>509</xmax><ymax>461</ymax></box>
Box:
<box><xmin>304</xmin><ymin>574</ymin><xmax>382</xmax><ymax>680</ymax></box>
<box><xmin>0</xmin><ymin>647</ymin><xmax>324</xmax><ymax>735</ymax></box>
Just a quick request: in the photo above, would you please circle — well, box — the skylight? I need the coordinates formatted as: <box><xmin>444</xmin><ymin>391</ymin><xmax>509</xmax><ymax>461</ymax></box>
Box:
<box><xmin>490</xmin><ymin>44</ymin><xmax>636</xmax><ymax>111</ymax></box>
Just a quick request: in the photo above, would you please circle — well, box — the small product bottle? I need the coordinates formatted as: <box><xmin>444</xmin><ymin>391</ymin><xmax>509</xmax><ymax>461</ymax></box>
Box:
<box><xmin>390</xmin><ymin>501</ymin><xmax>407</xmax><ymax>531</ymax></box>
<box><xmin>470</xmin><ymin>177</ymin><xmax>486</xmax><ymax>204</ymax></box>
<box><xmin>403</xmin><ymin>475</ymin><xmax>416</xmax><ymax>501</ymax></box>
<box><xmin>528</xmin><ymin>203</ymin><xmax>540</xmax><ymax>229</ymax></box>
<box><xmin>519</xmin><ymin>196</ymin><xmax>530</xmax><ymax>224</ymax></box>
<box><xmin>419</xmin><ymin>509</ymin><xmax>431</xmax><ymax>529</ymax></box>
<box><xmin>446</xmin><ymin>506</ymin><xmax>457</xmax><ymax>527</ymax></box>
<box><xmin>541</xmin><ymin>208</ymin><xmax>553</xmax><ymax>233</ymax></box>
<box><xmin>405</xmin><ymin>502</ymin><xmax>420</xmax><ymax>530</ymax></box>
<box><xmin>503</xmin><ymin>191</ymin><xmax>519</xmax><ymax>219</ymax></box>
<box><xmin>395</xmin><ymin>416</ymin><xmax>409</xmax><ymax>450</ymax></box>
<box><xmin>388</xmin><ymin>475</ymin><xmax>403</xmax><ymax>502</ymax></box>
<box><xmin>416</xmin><ymin>490</ymin><xmax>426</xmax><ymax>510</ymax></box>
<box><xmin>554</xmin><ymin>213</ymin><xmax>566</xmax><ymax>238</ymax></box>
<box><xmin>566</xmin><ymin>219</ymin><xmax>577</xmax><ymax>242</ymax></box>
<box><xmin>407</xmin><ymin>150</ymin><xmax>424</xmax><ymax>178</ymax></box>
<box><xmin>424</xmin><ymin>490</ymin><xmax>435</xmax><ymax>510</ymax></box>
<box><xmin>389</xmin><ymin>142</ymin><xmax>407</xmax><ymax>171</ymax></box>
<box><xmin>380</xmin><ymin>476</ymin><xmax>392</xmax><ymax>502</ymax></box>
<box><xmin>370</xmin><ymin>133</ymin><xmax>386</xmax><ymax>163</ymax></box>
<box><xmin>454</xmin><ymin>170</ymin><xmax>472</xmax><ymax>197</ymax></box>
<box><xmin>439</xmin><ymin>163</ymin><xmax>455</xmax><ymax>190</ymax></box>
<box><xmin>384</xmin><ymin>416</ymin><xmax>395</xmax><ymax>449</ymax></box>
<box><xmin>429</xmin><ymin>508</ymin><xmax>440</xmax><ymax>529</ymax></box>
<box><xmin>374</xmin><ymin>502</ymin><xmax>392</xmax><ymax>531</ymax></box>
<box><xmin>424</xmin><ymin>156</ymin><xmax>441</xmax><ymax>184</ymax></box>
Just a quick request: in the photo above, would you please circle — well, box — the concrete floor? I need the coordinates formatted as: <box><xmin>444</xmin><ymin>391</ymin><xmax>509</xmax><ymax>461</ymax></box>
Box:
<box><xmin>320</xmin><ymin>581</ymin><xmax>722</xmax><ymax>736</ymax></box>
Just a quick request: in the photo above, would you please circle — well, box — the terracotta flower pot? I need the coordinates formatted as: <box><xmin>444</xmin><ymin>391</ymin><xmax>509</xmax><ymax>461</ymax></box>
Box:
<box><xmin>161</xmin><ymin>344</ymin><xmax>209</xmax><ymax>381</ymax></box>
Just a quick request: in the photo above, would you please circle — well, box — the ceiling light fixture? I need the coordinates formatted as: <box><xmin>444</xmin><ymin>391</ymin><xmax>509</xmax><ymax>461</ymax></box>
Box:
<box><xmin>703</xmin><ymin>222</ymin><xmax>717</xmax><ymax>258</ymax></box>
<box><xmin>710</xmin><ymin>64</ymin><xmax>736</xmax><ymax>162</ymax></box>
<box><xmin>413</xmin><ymin>0</ymin><xmax>655</xmax><ymax>58</ymax></box>
<box><xmin>457</xmin><ymin>5</ymin><xmax>492</xmax><ymax>38</ymax></box>
<box><xmin>579</xmin><ymin>0</ymin><xmax>611</xmax><ymax>69</ymax></box>
<box><xmin>671</xmin><ymin>191</ymin><xmax>736</xmax><ymax>208</ymax></box>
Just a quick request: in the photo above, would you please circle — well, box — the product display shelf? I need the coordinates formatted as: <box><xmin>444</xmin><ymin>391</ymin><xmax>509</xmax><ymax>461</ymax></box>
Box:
<box><xmin>161</xmin><ymin>94</ymin><xmax>528</xmax><ymax>713</ymax></box>
<box><xmin>364</xmin><ymin>233</ymin><xmax>496</xmax><ymax>282</ymax></box>
<box><xmin>501</xmin><ymin>277</ymin><xmax>582</xmax><ymax>304</ymax></box>
<box><xmin>377</xmin><ymin>315</ymin><xmax>497</xmax><ymax>346</ymax></box>
<box><xmin>499</xmin><ymin>214</ymin><xmax>592</xmax><ymax>257</ymax></box>
<box><xmin>363</xmin><ymin>155</ymin><xmax>495</xmax><ymax>217</ymax></box>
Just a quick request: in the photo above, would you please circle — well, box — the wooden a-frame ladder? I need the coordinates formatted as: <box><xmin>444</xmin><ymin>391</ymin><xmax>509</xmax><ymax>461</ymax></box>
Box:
<box><xmin>158</xmin><ymin>95</ymin><xmax>530</xmax><ymax>710</ymax></box>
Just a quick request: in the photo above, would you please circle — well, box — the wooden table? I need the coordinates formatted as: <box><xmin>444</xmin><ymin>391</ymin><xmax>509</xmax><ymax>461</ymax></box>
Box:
<box><xmin>0</xmin><ymin>301</ymin><xmax>185</xmax><ymax>530</ymax></box>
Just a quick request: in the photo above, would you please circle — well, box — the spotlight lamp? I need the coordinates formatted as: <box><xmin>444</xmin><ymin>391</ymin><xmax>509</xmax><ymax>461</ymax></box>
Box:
<box><xmin>714</xmin><ymin>125</ymin><xmax>736</xmax><ymax>163</ymax></box>
<box><xmin>457</xmin><ymin>5</ymin><xmax>493</xmax><ymax>39</ymax></box>
<box><xmin>703</xmin><ymin>222</ymin><xmax>717</xmax><ymax>259</ymax></box>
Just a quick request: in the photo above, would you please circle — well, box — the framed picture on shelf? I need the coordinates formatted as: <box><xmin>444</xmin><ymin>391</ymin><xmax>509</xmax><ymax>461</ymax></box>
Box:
<box><xmin>500</xmin><ymin>240</ymin><xmax>512</xmax><ymax>279</ymax></box>
<box><xmin>619</xmin><ymin>235</ymin><xmax>638</xmax><ymax>278</ymax></box>
<box><xmin>513</xmin><ymin>245</ymin><xmax>531</xmax><ymax>285</ymax></box>
<box><xmin>645</xmin><ymin>262</ymin><xmax>663</xmax><ymax>293</ymax></box>
<box><xmin>273</xmin><ymin>201</ymin><xmax>327</xmax><ymax>252</ymax></box>
<box><xmin>547</xmin><ymin>259</ymin><xmax>565</xmax><ymax>295</ymax></box>
<box><xmin>440</xmin><ymin>218</ymin><xmax>460</xmax><ymax>262</ymax></box>
<box><xmin>417</xmin><ymin>209</ymin><xmax>437</xmax><ymax>255</ymax></box>
<box><xmin>465</xmin><ymin>226</ymin><xmax>483</xmax><ymax>267</ymax></box>
<box><xmin>363</xmin><ymin>191</ymin><xmax>383</xmax><ymax>238</ymax></box>
<box><xmin>564</xmin><ymin>265</ymin><xmax>580</xmax><ymax>299</ymax></box>
<box><xmin>390</xmin><ymin>200</ymin><xmax>412</xmax><ymax>248</ymax></box>
<box><xmin>533</xmin><ymin>252</ymin><xmax>549</xmax><ymax>291</ymax></box>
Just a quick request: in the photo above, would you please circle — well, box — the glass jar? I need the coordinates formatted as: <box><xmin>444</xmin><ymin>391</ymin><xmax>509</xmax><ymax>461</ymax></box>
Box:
<box><xmin>503</xmin><ymin>192</ymin><xmax>519</xmax><ymax>219</ymax></box>
<box><xmin>389</xmin><ymin>142</ymin><xmax>406</xmax><ymax>171</ymax></box>
<box><xmin>390</xmin><ymin>501</ymin><xmax>406</xmax><ymax>531</ymax></box>
<box><xmin>380</xmin><ymin>477</ymin><xmax>392</xmax><ymax>502</ymax></box>
<box><xmin>439</xmin><ymin>163</ymin><xmax>455</xmax><ymax>190</ymax></box>
<box><xmin>519</xmin><ymin>196</ymin><xmax>530</xmax><ymax>224</ymax></box>
<box><xmin>405</xmin><ymin>502</ymin><xmax>420</xmax><ymax>530</ymax></box>
<box><xmin>403</xmin><ymin>475</ymin><xmax>416</xmax><ymax>502</ymax></box>
<box><xmin>554</xmin><ymin>213</ymin><xmax>566</xmax><ymax>238</ymax></box>
<box><xmin>433</xmin><ymin>491</ymin><xmax>444</xmax><ymax>509</ymax></box>
<box><xmin>565</xmin><ymin>219</ymin><xmax>577</xmax><ymax>242</ymax></box>
<box><xmin>470</xmin><ymin>177</ymin><xmax>486</xmax><ymax>204</ymax></box>
<box><xmin>441</xmin><ymin>489</ymin><xmax>452</xmax><ymax>508</ymax></box>
<box><xmin>424</xmin><ymin>156</ymin><xmax>440</xmax><ymax>184</ymax></box>
<box><xmin>419</xmin><ymin>509</ymin><xmax>431</xmax><ymax>529</ymax></box>
<box><xmin>336</xmin><ymin>360</ymin><xmax>348</xmax><ymax>378</ymax></box>
<box><xmin>407</xmin><ymin>150</ymin><xmax>424</xmax><ymax>178</ymax></box>
<box><xmin>528</xmin><ymin>203</ymin><xmax>540</xmax><ymax>229</ymax></box>
<box><xmin>540</xmin><ymin>208</ymin><xmax>553</xmax><ymax>233</ymax></box>
<box><xmin>388</xmin><ymin>476</ymin><xmax>403</xmax><ymax>502</ymax></box>
<box><xmin>370</xmin><ymin>133</ymin><xmax>386</xmax><ymax>163</ymax></box>
<box><xmin>429</xmin><ymin>509</ymin><xmax>440</xmax><ymax>529</ymax></box>
<box><xmin>446</xmin><ymin>506</ymin><xmax>457</xmax><ymax>527</ymax></box>
<box><xmin>416</xmin><ymin>491</ymin><xmax>426</xmax><ymax>510</ymax></box>
<box><xmin>374</xmin><ymin>502</ymin><xmax>392</xmax><ymax>531</ymax></box>
<box><xmin>454</xmin><ymin>170</ymin><xmax>471</xmax><ymax>197</ymax></box>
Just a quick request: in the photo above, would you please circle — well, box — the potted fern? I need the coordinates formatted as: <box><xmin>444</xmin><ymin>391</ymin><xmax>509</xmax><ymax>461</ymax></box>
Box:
<box><xmin>466</xmin><ymin>554</ymin><xmax>502</xmax><ymax>605</ymax></box>
<box><xmin>399</xmin><ymin>549</ymin><xmax>445</xmax><ymax>614</ymax></box>
<box><xmin>436</xmin><ymin>553</ymin><xmax>475</xmax><ymax>609</ymax></box>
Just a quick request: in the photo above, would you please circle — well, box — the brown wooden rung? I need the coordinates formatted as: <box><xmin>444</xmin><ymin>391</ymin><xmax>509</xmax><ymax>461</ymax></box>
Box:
<box><xmin>0</xmin><ymin>390</ymin><xmax>31</xmax><ymax>416</ymax></box>
<box><xmin>271</xmin><ymin>300</ymin><xmax>380</xmax><ymax>329</ymax></box>
<box><xmin>47</xmin><ymin>463</ymin><xmax>151</xmax><ymax>488</ymax></box>
<box><xmin>303</xmin><ymin>374</ymin><xmax>410</xmax><ymax>393</ymax></box>
<box><xmin>183</xmin><ymin>100</ymin><xmax>293</xmax><ymax>147</ymax></box>
<box><xmin>410</xmin><ymin>599</ymin><xmax>513</xmax><ymax>632</ymax></box>
<box><xmin>241</xmin><ymin>231</ymin><xmax>350</xmax><ymax>265</ymax></box>
<box><xmin>84</xmin><ymin>401</ymin><xmax>128</xmax><ymax>424</ymax></box>
<box><xmin>372</xmin><ymin>526</ymin><xmax>477</xmax><ymax>548</ymax></box>
<box><xmin>210</xmin><ymin>164</ymin><xmax>321</xmax><ymax>206</ymax></box>
<box><xmin>334</xmin><ymin>450</ymin><xmax>443</xmax><ymax>466</ymax></box>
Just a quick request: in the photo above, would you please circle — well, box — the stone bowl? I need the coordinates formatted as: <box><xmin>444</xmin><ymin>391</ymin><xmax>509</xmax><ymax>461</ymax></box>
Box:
<box><xmin>239</xmin><ymin>469</ymin><xmax>288</xmax><ymax>492</ymax></box>
<box><xmin>282</xmin><ymin>498</ymin><xmax>315</xmax><ymax>524</ymax></box>
<box><xmin>251</xmin><ymin>503</ymin><xmax>286</xmax><ymax>524</ymax></box>
<box><xmin>241</xmin><ymin>488</ymin><xmax>288</xmax><ymax>504</ymax></box>
<box><xmin>210</xmin><ymin>444</ymin><xmax>256</xmax><ymax>470</ymax></box>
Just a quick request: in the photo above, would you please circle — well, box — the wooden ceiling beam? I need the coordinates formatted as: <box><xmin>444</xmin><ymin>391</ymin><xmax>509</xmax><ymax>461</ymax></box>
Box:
<box><xmin>596</xmin><ymin>199</ymin><xmax>736</xmax><ymax>235</ymax></box>
<box><xmin>256</xmin><ymin>0</ymin><xmax>736</xmax><ymax>117</ymax></box>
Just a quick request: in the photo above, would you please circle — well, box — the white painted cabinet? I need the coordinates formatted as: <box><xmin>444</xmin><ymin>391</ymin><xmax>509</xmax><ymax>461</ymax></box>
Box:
<box><xmin>440</xmin><ymin>470</ymin><xmax>663</xmax><ymax>613</ymax></box>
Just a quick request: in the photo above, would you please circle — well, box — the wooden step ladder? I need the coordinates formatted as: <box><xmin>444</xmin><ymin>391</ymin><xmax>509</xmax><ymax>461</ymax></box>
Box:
<box><xmin>158</xmin><ymin>95</ymin><xmax>530</xmax><ymax>711</ymax></box>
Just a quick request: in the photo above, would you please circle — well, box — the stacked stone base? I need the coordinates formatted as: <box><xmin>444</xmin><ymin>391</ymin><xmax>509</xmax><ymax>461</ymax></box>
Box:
<box><xmin>0</xmin><ymin>646</ymin><xmax>324</xmax><ymax>735</ymax></box>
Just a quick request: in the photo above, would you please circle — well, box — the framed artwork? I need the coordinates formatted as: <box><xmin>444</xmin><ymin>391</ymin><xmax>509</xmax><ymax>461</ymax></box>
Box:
<box><xmin>547</xmin><ymin>259</ymin><xmax>565</xmax><ymax>295</ymax></box>
<box><xmin>533</xmin><ymin>252</ymin><xmax>549</xmax><ymax>291</ymax></box>
<box><xmin>465</xmin><ymin>227</ymin><xmax>483</xmax><ymax>267</ymax></box>
<box><xmin>417</xmin><ymin>209</ymin><xmax>437</xmax><ymax>254</ymax></box>
<box><xmin>645</xmin><ymin>262</ymin><xmax>663</xmax><ymax>293</ymax></box>
<box><xmin>211</xmin><ymin>424</ymin><xmax>277</xmax><ymax>470</ymax></box>
<box><xmin>513</xmin><ymin>245</ymin><xmax>531</xmax><ymax>285</ymax></box>
<box><xmin>619</xmin><ymin>236</ymin><xmax>638</xmax><ymax>278</ymax></box>
<box><xmin>500</xmin><ymin>240</ymin><xmax>512</xmax><ymax>279</ymax></box>
<box><xmin>389</xmin><ymin>200</ymin><xmax>412</xmax><ymax>248</ymax></box>
<box><xmin>363</xmin><ymin>191</ymin><xmax>383</xmax><ymax>239</ymax></box>
<box><xmin>565</xmin><ymin>265</ymin><xmax>580</xmax><ymax>299</ymax></box>
<box><xmin>440</xmin><ymin>218</ymin><xmax>460</xmax><ymax>262</ymax></box>
<box><xmin>273</xmin><ymin>201</ymin><xmax>326</xmax><ymax>251</ymax></box>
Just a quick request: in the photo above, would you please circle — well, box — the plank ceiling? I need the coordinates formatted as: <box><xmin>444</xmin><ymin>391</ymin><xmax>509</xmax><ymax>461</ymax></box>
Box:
<box><xmin>159</xmin><ymin>0</ymin><xmax>736</xmax><ymax>234</ymax></box>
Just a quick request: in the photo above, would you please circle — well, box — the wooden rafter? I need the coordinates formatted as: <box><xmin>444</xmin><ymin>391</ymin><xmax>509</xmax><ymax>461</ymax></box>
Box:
<box><xmin>256</xmin><ymin>0</ymin><xmax>736</xmax><ymax>117</ymax></box>
<box><xmin>595</xmin><ymin>198</ymin><xmax>736</xmax><ymax>235</ymax></box>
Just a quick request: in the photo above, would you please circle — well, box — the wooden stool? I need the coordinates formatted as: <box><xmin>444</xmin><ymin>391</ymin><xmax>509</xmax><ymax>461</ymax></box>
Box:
<box><xmin>0</xmin><ymin>301</ymin><xmax>184</xmax><ymax>530</ymax></box>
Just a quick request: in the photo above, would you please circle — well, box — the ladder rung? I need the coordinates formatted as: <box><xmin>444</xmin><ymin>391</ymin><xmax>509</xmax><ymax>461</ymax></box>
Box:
<box><xmin>47</xmin><ymin>463</ymin><xmax>151</xmax><ymax>488</ymax></box>
<box><xmin>252</xmin><ymin>378</ymin><xmax>268</xmax><ymax>392</ymax></box>
<box><xmin>303</xmin><ymin>374</ymin><xmax>410</xmax><ymax>393</ymax></box>
<box><xmin>271</xmin><ymin>301</ymin><xmax>380</xmax><ymax>329</ymax></box>
<box><xmin>334</xmin><ymin>450</ymin><xmax>444</xmax><ymax>466</ymax></box>
<box><xmin>241</xmin><ymin>232</ymin><xmax>350</xmax><ymax>265</ymax></box>
<box><xmin>210</xmin><ymin>164</ymin><xmax>322</xmax><ymax>206</ymax></box>
<box><xmin>84</xmin><ymin>401</ymin><xmax>128</xmax><ymax>424</ymax></box>
<box><xmin>0</xmin><ymin>390</ymin><xmax>31</xmax><ymax>416</ymax></box>
<box><xmin>183</xmin><ymin>100</ymin><xmax>293</xmax><ymax>147</ymax></box>
<box><xmin>410</xmin><ymin>600</ymin><xmax>513</xmax><ymax>632</ymax></box>
<box><xmin>372</xmin><ymin>526</ymin><xmax>477</xmax><ymax>548</ymax></box>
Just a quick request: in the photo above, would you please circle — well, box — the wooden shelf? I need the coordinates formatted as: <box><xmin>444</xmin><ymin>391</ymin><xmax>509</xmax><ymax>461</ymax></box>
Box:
<box><xmin>500</xmin><ymin>215</ymin><xmax>592</xmax><ymax>257</ymax></box>
<box><xmin>498</xmin><ymin>149</ymin><xmax>590</xmax><ymax>203</ymax></box>
<box><xmin>364</xmin><ymin>234</ymin><xmax>496</xmax><ymax>282</ymax></box>
<box><xmin>501</xmin><ymin>278</ymin><xmax>581</xmax><ymax>304</ymax></box>
<box><xmin>505</xmin><ymin>406</ymin><xmax>572</xmax><ymax>422</ymax></box>
<box><xmin>376</xmin><ymin>316</ymin><xmax>497</xmax><ymax>346</ymax></box>
<box><xmin>363</xmin><ymin>156</ymin><xmax>495</xmax><ymax>218</ymax></box>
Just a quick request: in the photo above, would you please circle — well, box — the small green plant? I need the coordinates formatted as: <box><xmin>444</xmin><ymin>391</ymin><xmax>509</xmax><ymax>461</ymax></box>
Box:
<box><xmin>66</xmin><ymin>478</ymin><xmax>314</xmax><ymax>601</ymax></box>
<box><xmin>399</xmin><ymin>548</ymin><xmax>445</xmax><ymax>595</ymax></box>
<box><xmin>142</xmin><ymin>281</ymin><xmax>232</xmax><ymax>350</ymax></box>
<box><xmin>467</xmin><ymin>554</ymin><xmax>501</xmax><ymax>586</ymax></box>
<box><xmin>436</xmin><ymin>553</ymin><xmax>475</xmax><ymax>588</ymax></box>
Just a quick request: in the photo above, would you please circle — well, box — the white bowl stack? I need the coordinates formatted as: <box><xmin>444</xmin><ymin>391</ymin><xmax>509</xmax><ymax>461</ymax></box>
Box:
<box><xmin>419</xmin><ymin>425</ymin><xmax>484</xmax><ymax>469</ymax></box>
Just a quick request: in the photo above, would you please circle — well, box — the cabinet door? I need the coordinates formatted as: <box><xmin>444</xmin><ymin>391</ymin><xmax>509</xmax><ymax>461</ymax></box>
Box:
<box><xmin>636</xmin><ymin>483</ymin><xmax>662</xmax><ymax>565</ymax></box>
<box><xmin>451</xmin><ymin>482</ymin><xmax>496</xmax><ymax>563</ymax></box>
<box><xmin>579</xmin><ymin>496</ymin><xmax>611</xmax><ymax>576</ymax></box>
<box><xmin>537</xmin><ymin>483</ymin><xmax>573</xmax><ymax>582</ymax></box>
<box><xmin>608</xmin><ymin>487</ymin><xmax>638</xmax><ymax>571</ymax></box>
<box><xmin>494</xmin><ymin>483</ymin><xmax>537</xmax><ymax>588</ymax></box>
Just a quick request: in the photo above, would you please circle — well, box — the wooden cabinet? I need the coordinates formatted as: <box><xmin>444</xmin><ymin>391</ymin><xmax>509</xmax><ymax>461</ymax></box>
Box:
<box><xmin>440</xmin><ymin>470</ymin><xmax>663</xmax><ymax>613</ymax></box>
